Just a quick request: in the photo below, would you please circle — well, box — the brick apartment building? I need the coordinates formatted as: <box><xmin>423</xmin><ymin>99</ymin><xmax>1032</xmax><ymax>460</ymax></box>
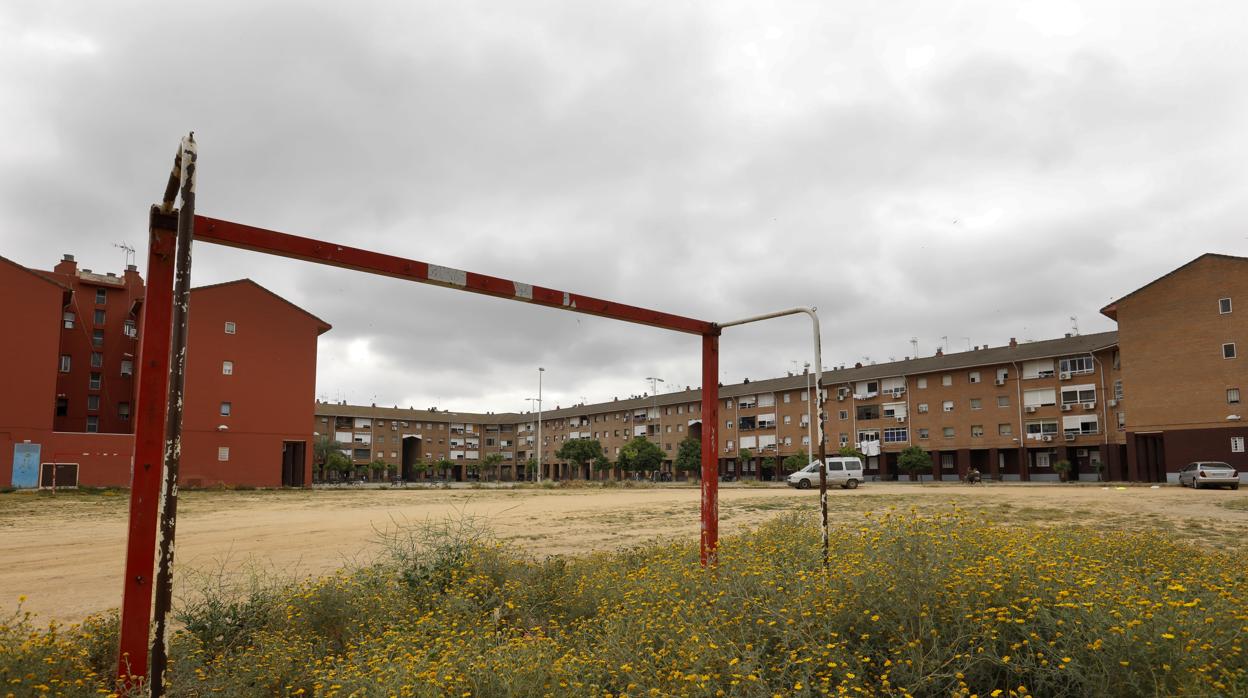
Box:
<box><xmin>1</xmin><ymin>254</ymin><xmax>329</xmax><ymax>488</ymax></box>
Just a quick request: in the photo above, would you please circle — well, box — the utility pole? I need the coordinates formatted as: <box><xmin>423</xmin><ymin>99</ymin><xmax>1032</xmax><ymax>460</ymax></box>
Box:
<box><xmin>537</xmin><ymin>367</ymin><xmax>545</xmax><ymax>482</ymax></box>
<box><xmin>646</xmin><ymin>376</ymin><xmax>664</xmax><ymax>479</ymax></box>
<box><xmin>805</xmin><ymin>362</ymin><xmax>814</xmax><ymax>466</ymax></box>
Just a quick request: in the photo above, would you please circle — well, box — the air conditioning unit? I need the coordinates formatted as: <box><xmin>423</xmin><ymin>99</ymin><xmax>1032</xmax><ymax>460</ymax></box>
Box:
<box><xmin>943</xmin><ymin>406</ymin><xmax>954</xmax><ymax>412</ymax></box>
<box><xmin>1059</xmin><ymin>372</ymin><xmax>1072</xmax><ymax>380</ymax></box>
<box><xmin>1083</xmin><ymin>402</ymin><xmax>1095</xmax><ymax>409</ymax></box>
<box><xmin>1064</xmin><ymin>433</ymin><xmax>1076</xmax><ymax>442</ymax></box>
<box><xmin>1061</xmin><ymin>404</ymin><xmax>1072</xmax><ymax>412</ymax></box>
<box><xmin>1108</xmin><ymin>399</ymin><xmax>1118</xmax><ymax>407</ymax></box>
<box><xmin>1042</xmin><ymin>435</ymin><xmax>1053</xmax><ymax>442</ymax></box>
<box><xmin>896</xmin><ymin>416</ymin><xmax>906</xmax><ymax>423</ymax></box>
<box><xmin>1025</xmin><ymin>406</ymin><xmax>1038</xmax><ymax>413</ymax></box>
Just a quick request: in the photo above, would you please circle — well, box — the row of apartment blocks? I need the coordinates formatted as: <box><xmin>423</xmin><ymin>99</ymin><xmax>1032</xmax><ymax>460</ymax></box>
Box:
<box><xmin>314</xmin><ymin>330</ymin><xmax>1128</xmax><ymax>482</ymax></box>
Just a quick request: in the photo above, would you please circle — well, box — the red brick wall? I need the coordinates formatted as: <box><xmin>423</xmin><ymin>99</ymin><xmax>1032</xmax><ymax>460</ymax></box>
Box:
<box><xmin>0</xmin><ymin>259</ymin><xmax>63</xmax><ymax>484</ymax></box>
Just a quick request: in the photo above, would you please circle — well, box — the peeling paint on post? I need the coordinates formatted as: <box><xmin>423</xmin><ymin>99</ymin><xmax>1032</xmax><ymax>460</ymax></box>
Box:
<box><xmin>149</xmin><ymin>133</ymin><xmax>196</xmax><ymax>698</ymax></box>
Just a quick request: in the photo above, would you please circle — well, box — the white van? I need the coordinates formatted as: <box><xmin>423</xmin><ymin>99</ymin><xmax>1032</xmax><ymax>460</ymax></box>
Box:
<box><xmin>786</xmin><ymin>457</ymin><xmax>864</xmax><ymax>490</ymax></box>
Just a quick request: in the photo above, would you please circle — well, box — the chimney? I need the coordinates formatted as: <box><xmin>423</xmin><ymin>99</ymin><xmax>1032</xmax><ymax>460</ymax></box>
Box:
<box><xmin>1009</xmin><ymin>337</ymin><xmax>1018</xmax><ymax>348</ymax></box>
<box><xmin>854</xmin><ymin>362</ymin><xmax>863</xmax><ymax>368</ymax></box>
<box><xmin>1064</xmin><ymin>333</ymin><xmax>1071</xmax><ymax>338</ymax></box>
<box><xmin>54</xmin><ymin>254</ymin><xmax>78</xmax><ymax>275</ymax></box>
<box><xmin>935</xmin><ymin>348</ymin><xmax>943</xmax><ymax>357</ymax></box>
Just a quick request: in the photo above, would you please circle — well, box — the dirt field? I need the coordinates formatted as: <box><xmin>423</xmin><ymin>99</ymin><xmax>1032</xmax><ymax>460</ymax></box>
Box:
<box><xmin>1</xmin><ymin>482</ymin><xmax>1245</xmax><ymax>625</ymax></box>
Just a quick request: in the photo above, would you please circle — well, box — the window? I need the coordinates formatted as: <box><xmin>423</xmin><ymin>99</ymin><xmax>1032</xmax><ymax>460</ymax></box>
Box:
<box><xmin>1232</xmin><ymin>437</ymin><xmax>1245</xmax><ymax>453</ymax></box>
<box><xmin>1059</xmin><ymin>356</ymin><xmax>1094</xmax><ymax>376</ymax></box>
<box><xmin>1022</xmin><ymin>359</ymin><xmax>1055</xmax><ymax>379</ymax></box>
<box><xmin>118</xmin><ymin>402</ymin><xmax>130</xmax><ymax>421</ymax></box>
<box><xmin>998</xmin><ymin>423</ymin><xmax>1012</xmax><ymax>436</ymax></box>
<box><xmin>784</xmin><ymin>436</ymin><xmax>792</xmax><ymax>446</ymax></box>
<box><xmin>220</xmin><ymin>402</ymin><xmax>232</xmax><ymax>416</ymax></box>
<box><xmin>59</xmin><ymin>355</ymin><xmax>71</xmax><ymax>372</ymax></box>
<box><xmin>94</xmin><ymin>309</ymin><xmax>105</xmax><ymax>325</ymax></box>
<box><xmin>942</xmin><ymin>375</ymin><xmax>953</xmax><ymax>387</ymax></box>
<box><xmin>90</xmin><ymin>352</ymin><xmax>103</xmax><ymax>368</ymax></box>
<box><xmin>124</xmin><ymin>319</ymin><xmax>137</xmax><ymax>338</ymax></box>
<box><xmin>883</xmin><ymin>427</ymin><xmax>908</xmax><ymax>443</ymax></box>
<box><xmin>1223</xmin><ymin>343</ymin><xmax>1237</xmax><ymax>359</ymax></box>
<box><xmin>92</xmin><ymin>329</ymin><xmax>104</xmax><ymax>347</ymax></box>
<box><xmin>95</xmin><ymin>288</ymin><xmax>107</xmax><ymax>304</ymax></box>
<box><xmin>120</xmin><ymin>359</ymin><xmax>133</xmax><ymax>376</ymax></box>
<box><xmin>783</xmin><ymin>393</ymin><xmax>791</xmax><ymax>404</ymax></box>
<box><xmin>970</xmin><ymin>398</ymin><xmax>982</xmax><ymax>410</ymax></box>
<box><xmin>1112</xmin><ymin>350</ymin><xmax>1120</xmax><ymax>370</ymax></box>
<box><xmin>856</xmin><ymin>405</ymin><xmax>880</xmax><ymax>420</ymax></box>
<box><xmin>1060</xmin><ymin>386</ymin><xmax>1097</xmax><ymax>405</ymax></box>
<box><xmin>995</xmin><ymin>368</ymin><xmax>1009</xmax><ymax>383</ymax></box>
<box><xmin>725</xmin><ymin>419</ymin><xmax>733</xmax><ymax>429</ymax></box>
<box><xmin>86</xmin><ymin>416</ymin><xmax>98</xmax><ymax>433</ymax></box>
<box><xmin>942</xmin><ymin>400</ymin><xmax>954</xmax><ymax>412</ymax></box>
<box><xmin>1117</xmin><ymin>412</ymin><xmax>1126</xmax><ymax>430</ymax></box>
<box><xmin>87</xmin><ymin>395</ymin><xmax>100</xmax><ymax>411</ymax></box>
<box><xmin>1023</xmin><ymin>388</ymin><xmax>1057</xmax><ymax>407</ymax></box>
<box><xmin>218</xmin><ymin>447</ymin><xmax>230</xmax><ymax>461</ymax></box>
<box><xmin>971</xmin><ymin>425</ymin><xmax>984</xmax><ymax>438</ymax></box>
<box><xmin>89</xmin><ymin>372</ymin><xmax>101</xmax><ymax>390</ymax></box>
<box><xmin>997</xmin><ymin>395</ymin><xmax>1010</xmax><ymax>408</ymax></box>
<box><xmin>801</xmin><ymin>435</ymin><xmax>810</xmax><ymax>446</ymax></box>
<box><xmin>857</xmin><ymin>429</ymin><xmax>879</xmax><ymax>444</ymax></box>
<box><xmin>1114</xmin><ymin>380</ymin><xmax>1124</xmax><ymax>401</ymax></box>
<box><xmin>726</xmin><ymin>440</ymin><xmax>734</xmax><ymax>451</ymax></box>
<box><xmin>1229</xmin><ymin>388</ymin><xmax>1241</xmax><ymax>404</ymax></box>
<box><xmin>942</xmin><ymin>427</ymin><xmax>955</xmax><ymax>438</ymax></box>
<box><xmin>835</xmin><ymin>409</ymin><xmax>846</xmax><ymax>420</ymax></box>
<box><xmin>1219</xmin><ymin>297</ymin><xmax>1232</xmax><ymax>314</ymax></box>
<box><xmin>917</xmin><ymin>377</ymin><xmax>928</xmax><ymax>389</ymax></box>
<box><xmin>800</xmin><ymin>391</ymin><xmax>808</xmax><ymax>402</ymax></box>
<box><xmin>783</xmin><ymin>415</ymin><xmax>791</xmax><ymax>425</ymax></box>
<box><xmin>969</xmin><ymin>371</ymin><xmax>981</xmax><ymax>384</ymax></box>
<box><xmin>63</xmin><ymin>312</ymin><xmax>75</xmax><ymax>329</ymax></box>
<box><xmin>1025</xmin><ymin>420</ymin><xmax>1059</xmax><ymax>436</ymax></box>
<box><xmin>56</xmin><ymin>398</ymin><xmax>68</xmax><ymax>417</ymax></box>
<box><xmin>918</xmin><ymin>428</ymin><xmax>929</xmax><ymax>440</ymax></box>
<box><xmin>838</xmin><ymin>433</ymin><xmax>849</xmax><ymax>446</ymax></box>
<box><xmin>224</xmin><ymin>321</ymin><xmax>236</xmax><ymax>334</ymax></box>
<box><xmin>222</xmin><ymin>360</ymin><xmax>234</xmax><ymax>375</ymax></box>
<box><xmin>917</xmin><ymin>403</ymin><xmax>929</xmax><ymax>413</ymax></box>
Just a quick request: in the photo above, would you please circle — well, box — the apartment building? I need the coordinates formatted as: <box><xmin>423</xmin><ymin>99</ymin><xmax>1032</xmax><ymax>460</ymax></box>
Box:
<box><xmin>2</xmin><ymin>253</ymin><xmax>329</xmax><ymax>488</ymax></box>
<box><xmin>315</xmin><ymin>330</ymin><xmax>1127</xmax><ymax>483</ymax></box>
<box><xmin>1102</xmin><ymin>253</ymin><xmax>1247</xmax><ymax>481</ymax></box>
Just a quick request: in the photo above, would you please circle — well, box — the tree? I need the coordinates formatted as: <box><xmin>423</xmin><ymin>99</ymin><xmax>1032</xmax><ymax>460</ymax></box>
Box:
<box><xmin>897</xmin><ymin>446</ymin><xmax>931</xmax><ymax>482</ymax></box>
<box><xmin>369</xmin><ymin>458</ymin><xmax>389</xmax><ymax>482</ymax></box>
<box><xmin>481</xmin><ymin>453</ymin><xmax>504</xmax><ymax>483</ymax></box>
<box><xmin>406</xmin><ymin>458</ymin><xmax>428</xmax><ymax>481</ymax></box>
<box><xmin>557</xmin><ymin>438</ymin><xmax>606</xmax><ymax>480</ymax></box>
<box><xmin>592</xmin><ymin>454</ymin><xmax>611</xmax><ymax>479</ymax></box>
<box><xmin>325</xmin><ymin>451</ymin><xmax>352</xmax><ymax>481</ymax></box>
<box><xmin>1053</xmin><ymin>459</ymin><xmax>1073</xmax><ymax>482</ymax></box>
<box><xmin>782</xmin><ymin>448</ymin><xmax>809</xmax><ymax>473</ymax></box>
<box><xmin>761</xmin><ymin>456</ymin><xmax>777</xmax><ymax>481</ymax></box>
<box><xmin>619</xmin><ymin>437</ymin><xmax>664</xmax><ymax>478</ymax></box>
<box><xmin>313</xmin><ymin>434</ymin><xmax>345</xmax><ymax>482</ymax></box>
<box><xmin>435</xmin><ymin>457</ymin><xmax>454</xmax><ymax>480</ymax></box>
<box><xmin>674</xmin><ymin>437</ymin><xmax>701</xmax><ymax>479</ymax></box>
<box><xmin>737</xmin><ymin>447</ymin><xmax>753</xmax><ymax>478</ymax></box>
<box><xmin>838</xmin><ymin>444</ymin><xmax>866</xmax><ymax>461</ymax></box>
<box><xmin>523</xmin><ymin>457</ymin><xmax>538</xmax><ymax>481</ymax></box>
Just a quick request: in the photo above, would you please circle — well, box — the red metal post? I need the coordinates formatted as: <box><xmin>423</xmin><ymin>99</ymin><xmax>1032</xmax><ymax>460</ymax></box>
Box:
<box><xmin>700</xmin><ymin>332</ymin><xmax>720</xmax><ymax>565</ymax></box>
<box><xmin>116</xmin><ymin>207</ymin><xmax>178</xmax><ymax>684</ymax></box>
<box><xmin>193</xmin><ymin>216</ymin><xmax>715</xmax><ymax>336</ymax></box>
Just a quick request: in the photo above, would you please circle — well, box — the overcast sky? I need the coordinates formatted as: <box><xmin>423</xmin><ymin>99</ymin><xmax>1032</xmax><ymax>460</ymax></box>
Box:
<box><xmin>2</xmin><ymin>1</ymin><xmax>1245</xmax><ymax>413</ymax></box>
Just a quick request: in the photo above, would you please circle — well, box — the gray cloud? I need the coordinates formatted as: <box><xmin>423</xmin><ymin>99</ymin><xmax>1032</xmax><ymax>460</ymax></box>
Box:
<box><xmin>2</xmin><ymin>0</ymin><xmax>1245</xmax><ymax>413</ymax></box>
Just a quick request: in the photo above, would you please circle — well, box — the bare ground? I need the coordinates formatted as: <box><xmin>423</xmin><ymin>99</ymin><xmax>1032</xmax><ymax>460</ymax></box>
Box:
<box><xmin>1</xmin><ymin>482</ymin><xmax>1245</xmax><ymax>625</ymax></box>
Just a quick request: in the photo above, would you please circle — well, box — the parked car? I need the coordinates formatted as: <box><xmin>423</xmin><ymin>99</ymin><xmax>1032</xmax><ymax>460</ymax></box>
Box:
<box><xmin>1177</xmin><ymin>461</ymin><xmax>1240</xmax><ymax>490</ymax></box>
<box><xmin>786</xmin><ymin>457</ymin><xmax>864</xmax><ymax>490</ymax></box>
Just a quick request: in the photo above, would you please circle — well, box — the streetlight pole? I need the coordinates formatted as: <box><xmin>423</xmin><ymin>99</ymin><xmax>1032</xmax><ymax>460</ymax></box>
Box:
<box><xmin>537</xmin><ymin>368</ymin><xmax>545</xmax><ymax>482</ymax></box>
<box><xmin>646</xmin><ymin>376</ymin><xmax>664</xmax><ymax>479</ymax></box>
<box><xmin>805</xmin><ymin>362</ymin><xmax>814</xmax><ymax>466</ymax></box>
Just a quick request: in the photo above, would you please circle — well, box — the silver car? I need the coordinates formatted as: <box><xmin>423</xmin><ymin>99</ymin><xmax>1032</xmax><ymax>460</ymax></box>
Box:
<box><xmin>1177</xmin><ymin>461</ymin><xmax>1240</xmax><ymax>490</ymax></box>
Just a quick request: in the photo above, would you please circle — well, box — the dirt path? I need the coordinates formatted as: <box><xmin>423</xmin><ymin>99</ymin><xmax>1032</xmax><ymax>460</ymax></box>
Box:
<box><xmin>1</xmin><ymin>483</ymin><xmax>1244</xmax><ymax>625</ymax></box>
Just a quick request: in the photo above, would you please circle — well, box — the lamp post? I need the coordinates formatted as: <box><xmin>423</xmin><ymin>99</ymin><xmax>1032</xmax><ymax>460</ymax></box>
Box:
<box><xmin>646</xmin><ymin>376</ymin><xmax>664</xmax><ymax>479</ymax></box>
<box><xmin>537</xmin><ymin>367</ymin><xmax>545</xmax><ymax>482</ymax></box>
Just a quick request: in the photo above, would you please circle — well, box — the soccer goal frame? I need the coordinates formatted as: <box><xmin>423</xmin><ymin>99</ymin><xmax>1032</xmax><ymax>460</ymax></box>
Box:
<box><xmin>116</xmin><ymin>135</ymin><xmax>830</xmax><ymax>693</ymax></box>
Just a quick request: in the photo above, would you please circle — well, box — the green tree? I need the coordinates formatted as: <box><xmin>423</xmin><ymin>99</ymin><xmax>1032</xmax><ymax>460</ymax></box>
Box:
<box><xmin>761</xmin><ymin>456</ymin><xmax>777</xmax><ymax>481</ymax></box>
<box><xmin>406</xmin><ymin>458</ymin><xmax>427</xmax><ymax>481</ymax></box>
<box><xmin>524</xmin><ymin>457</ymin><xmax>538</xmax><ymax>481</ymax></box>
<box><xmin>481</xmin><ymin>453</ymin><xmax>504</xmax><ymax>483</ymax></box>
<box><xmin>838</xmin><ymin>444</ymin><xmax>866</xmax><ymax>461</ymax></box>
<box><xmin>369</xmin><ymin>458</ymin><xmax>389</xmax><ymax>482</ymax></box>
<box><xmin>313</xmin><ymin>434</ymin><xmax>345</xmax><ymax>482</ymax></box>
<box><xmin>325</xmin><ymin>451</ymin><xmax>352</xmax><ymax>481</ymax></box>
<box><xmin>782</xmin><ymin>448</ymin><xmax>809</xmax><ymax>473</ymax></box>
<box><xmin>897</xmin><ymin>445</ymin><xmax>931</xmax><ymax>482</ymax></box>
<box><xmin>619</xmin><ymin>437</ymin><xmax>664</xmax><ymax>478</ymax></box>
<box><xmin>674</xmin><ymin>437</ymin><xmax>701</xmax><ymax>479</ymax></box>
<box><xmin>737</xmin><ymin>447</ymin><xmax>753</xmax><ymax>478</ymax></box>
<box><xmin>557</xmin><ymin>438</ymin><xmax>606</xmax><ymax>480</ymax></box>
<box><xmin>435</xmin><ymin>457</ymin><xmax>454</xmax><ymax>481</ymax></box>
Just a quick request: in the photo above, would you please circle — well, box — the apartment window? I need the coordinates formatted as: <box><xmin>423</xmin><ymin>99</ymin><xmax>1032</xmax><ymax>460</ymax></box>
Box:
<box><xmin>971</xmin><ymin>425</ymin><xmax>984</xmax><ymax>438</ymax></box>
<box><xmin>1219</xmin><ymin>297</ymin><xmax>1233</xmax><ymax>314</ymax></box>
<box><xmin>917</xmin><ymin>403</ymin><xmax>929</xmax><ymax>413</ymax></box>
<box><xmin>120</xmin><ymin>360</ymin><xmax>133</xmax><ymax>376</ymax></box>
<box><xmin>1223</xmin><ymin>343</ymin><xmax>1237</xmax><ymax>359</ymax></box>
<box><xmin>63</xmin><ymin>312</ymin><xmax>75</xmax><ymax>329</ymax></box>
<box><xmin>997</xmin><ymin>395</ymin><xmax>1009</xmax><ymax>408</ymax></box>
<box><xmin>224</xmin><ymin>321</ymin><xmax>236</xmax><ymax>334</ymax></box>
<box><xmin>218</xmin><ymin>447</ymin><xmax>230</xmax><ymax>461</ymax></box>
<box><xmin>726</xmin><ymin>440</ymin><xmax>735</xmax><ymax>451</ymax></box>
<box><xmin>1229</xmin><ymin>388</ymin><xmax>1241</xmax><ymax>404</ymax></box>
<box><xmin>90</xmin><ymin>352</ymin><xmax>103</xmax><ymax>368</ymax></box>
<box><xmin>124</xmin><ymin>319</ymin><xmax>137</xmax><ymax>338</ymax></box>
<box><xmin>1060</xmin><ymin>386</ymin><xmax>1097</xmax><ymax>405</ymax></box>
<box><xmin>998</xmin><ymin>423</ymin><xmax>1012</xmax><ymax>436</ymax></box>
<box><xmin>917</xmin><ymin>377</ymin><xmax>928</xmax><ymax>389</ymax></box>
<box><xmin>1059</xmin><ymin>356</ymin><xmax>1095</xmax><ymax>376</ymax></box>
<box><xmin>222</xmin><ymin>360</ymin><xmax>234</xmax><ymax>375</ymax></box>
<box><xmin>969</xmin><ymin>398</ymin><xmax>982</xmax><ymax>410</ymax></box>
<box><xmin>995</xmin><ymin>368</ymin><xmax>1009</xmax><ymax>383</ymax></box>
<box><xmin>783</xmin><ymin>415</ymin><xmax>792</xmax><ymax>425</ymax></box>
<box><xmin>942</xmin><ymin>375</ymin><xmax>953</xmax><ymax>387</ymax></box>
<box><xmin>1117</xmin><ymin>412</ymin><xmax>1126</xmax><ymax>430</ymax></box>
<box><xmin>942</xmin><ymin>427</ymin><xmax>955</xmax><ymax>438</ymax></box>
<box><xmin>783</xmin><ymin>436</ymin><xmax>792</xmax><ymax>446</ymax></box>
<box><xmin>95</xmin><ymin>288</ymin><xmax>107</xmax><ymax>304</ymax></box>
<box><xmin>969</xmin><ymin>371</ymin><xmax>981</xmax><ymax>384</ymax></box>
<box><xmin>838</xmin><ymin>433</ymin><xmax>849</xmax><ymax>446</ymax></box>
<box><xmin>59</xmin><ymin>355</ymin><xmax>71</xmax><ymax>372</ymax></box>
<box><xmin>801</xmin><ymin>435</ymin><xmax>810</xmax><ymax>446</ymax></box>
<box><xmin>94</xmin><ymin>309</ymin><xmax>106</xmax><ymax>325</ymax></box>
<box><xmin>87</xmin><ymin>395</ymin><xmax>100</xmax><ymax>412</ymax></box>
<box><xmin>92</xmin><ymin>329</ymin><xmax>104</xmax><ymax>347</ymax></box>
<box><xmin>56</xmin><ymin>398</ymin><xmax>68</xmax><ymax>417</ymax></box>
<box><xmin>856</xmin><ymin>405</ymin><xmax>880</xmax><ymax>420</ymax></box>
<box><xmin>220</xmin><ymin>402</ymin><xmax>232</xmax><ymax>416</ymax></box>
<box><xmin>1114</xmin><ymin>380</ymin><xmax>1124</xmax><ymax>401</ymax></box>
<box><xmin>86</xmin><ymin>416</ymin><xmax>99</xmax><ymax>433</ymax></box>
<box><xmin>942</xmin><ymin>400</ymin><xmax>954</xmax><ymax>412</ymax></box>
<box><xmin>918</xmin><ymin>428</ymin><xmax>929</xmax><ymax>440</ymax></box>
<box><xmin>118</xmin><ymin>402</ymin><xmax>130</xmax><ymax>421</ymax></box>
<box><xmin>1232</xmin><ymin>437</ymin><xmax>1245</xmax><ymax>453</ymax></box>
<box><xmin>883</xmin><ymin>427</ymin><xmax>907</xmax><ymax>443</ymax></box>
<box><xmin>800</xmin><ymin>391</ymin><xmax>808</xmax><ymax>402</ymax></box>
<box><xmin>1112</xmin><ymin>351</ymin><xmax>1120</xmax><ymax>370</ymax></box>
<box><xmin>783</xmin><ymin>393</ymin><xmax>791</xmax><ymax>404</ymax></box>
<box><xmin>678</xmin><ymin>405</ymin><xmax>685</xmax><ymax>414</ymax></box>
<box><xmin>89</xmin><ymin>372</ymin><xmax>101</xmax><ymax>390</ymax></box>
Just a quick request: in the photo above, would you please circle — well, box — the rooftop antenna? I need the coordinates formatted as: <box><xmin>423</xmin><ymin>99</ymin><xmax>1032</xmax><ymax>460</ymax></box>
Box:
<box><xmin>113</xmin><ymin>242</ymin><xmax>136</xmax><ymax>267</ymax></box>
<box><xmin>940</xmin><ymin>336</ymin><xmax>948</xmax><ymax>351</ymax></box>
<box><xmin>962</xmin><ymin>336</ymin><xmax>971</xmax><ymax>351</ymax></box>
<box><xmin>909</xmin><ymin>337</ymin><xmax>919</xmax><ymax>356</ymax></box>
<box><xmin>1069</xmin><ymin>315</ymin><xmax>1079</xmax><ymax>336</ymax></box>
